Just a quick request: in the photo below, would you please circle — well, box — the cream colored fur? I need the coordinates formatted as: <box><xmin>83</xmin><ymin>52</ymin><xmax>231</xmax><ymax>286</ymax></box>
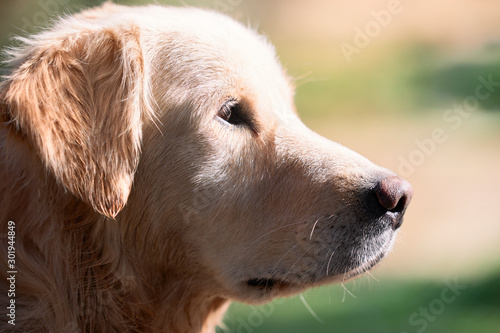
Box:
<box><xmin>1</xmin><ymin>3</ymin><xmax>405</xmax><ymax>332</ymax></box>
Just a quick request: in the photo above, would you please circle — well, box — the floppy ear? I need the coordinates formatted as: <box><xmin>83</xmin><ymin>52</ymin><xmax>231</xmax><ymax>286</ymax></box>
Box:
<box><xmin>1</xmin><ymin>26</ymin><xmax>146</xmax><ymax>219</ymax></box>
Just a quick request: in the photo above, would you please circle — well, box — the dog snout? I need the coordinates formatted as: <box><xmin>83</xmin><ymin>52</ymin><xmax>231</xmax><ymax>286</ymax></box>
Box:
<box><xmin>374</xmin><ymin>176</ymin><xmax>413</xmax><ymax>229</ymax></box>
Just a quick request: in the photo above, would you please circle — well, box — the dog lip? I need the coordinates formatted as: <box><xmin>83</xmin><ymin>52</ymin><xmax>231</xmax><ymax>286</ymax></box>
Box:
<box><xmin>245</xmin><ymin>277</ymin><xmax>293</xmax><ymax>291</ymax></box>
<box><xmin>384</xmin><ymin>211</ymin><xmax>406</xmax><ymax>230</ymax></box>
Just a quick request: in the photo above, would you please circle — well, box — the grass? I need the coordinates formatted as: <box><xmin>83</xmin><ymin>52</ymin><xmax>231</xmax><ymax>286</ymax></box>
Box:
<box><xmin>218</xmin><ymin>271</ymin><xmax>500</xmax><ymax>333</ymax></box>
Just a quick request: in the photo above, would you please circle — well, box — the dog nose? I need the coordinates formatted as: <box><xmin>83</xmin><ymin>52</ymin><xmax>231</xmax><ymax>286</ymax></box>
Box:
<box><xmin>375</xmin><ymin>176</ymin><xmax>413</xmax><ymax>229</ymax></box>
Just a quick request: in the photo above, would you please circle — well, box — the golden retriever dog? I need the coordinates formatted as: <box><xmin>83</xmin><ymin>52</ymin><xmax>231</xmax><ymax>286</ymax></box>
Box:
<box><xmin>0</xmin><ymin>3</ymin><xmax>413</xmax><ymax>332</ymax></box>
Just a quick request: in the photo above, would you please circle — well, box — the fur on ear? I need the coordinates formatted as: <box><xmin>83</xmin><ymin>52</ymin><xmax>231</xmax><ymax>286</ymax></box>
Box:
<box><xmin>1</xmin><ymin>24</ymin><xmax>147</xmax><ymax>219</ymax></box>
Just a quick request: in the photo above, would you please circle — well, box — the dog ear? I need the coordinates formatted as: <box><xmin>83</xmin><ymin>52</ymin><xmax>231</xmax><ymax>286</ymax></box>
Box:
<box><xmin>1</xmin><ymin>26</ymin><xmax>146</xmax><ymax>219</ymax></box>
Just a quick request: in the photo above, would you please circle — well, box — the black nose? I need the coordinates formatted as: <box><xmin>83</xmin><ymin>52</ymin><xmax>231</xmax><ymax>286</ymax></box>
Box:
<box><xmin>374</xmin><ymin>176</ymin><xmax>413</xmax><ymax>229</ymax></box>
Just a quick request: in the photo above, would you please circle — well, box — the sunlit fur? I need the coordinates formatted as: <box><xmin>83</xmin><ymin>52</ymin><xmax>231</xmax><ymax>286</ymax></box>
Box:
<box><xmin>0</xmin><ymin>3</ymin><xmax>401</xmax><ymax>332</ymax></box>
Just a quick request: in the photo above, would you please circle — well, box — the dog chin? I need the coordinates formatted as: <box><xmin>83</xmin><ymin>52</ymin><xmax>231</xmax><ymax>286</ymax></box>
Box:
<box><xmin>334</xmin><ymin>228</ymin><xmax>397</xmax><ymax>281</ymax></box>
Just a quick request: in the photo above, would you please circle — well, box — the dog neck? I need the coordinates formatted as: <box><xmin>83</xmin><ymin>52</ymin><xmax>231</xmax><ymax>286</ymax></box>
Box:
<box><xmin>112</xmin><ymin>217</ymin><xmax>231</xmax><ymax>332</ymax></box>
<box><xmin>0</xmin><ymin>131</ymin><xmax>229</xmax><ymax>332</ymax></box>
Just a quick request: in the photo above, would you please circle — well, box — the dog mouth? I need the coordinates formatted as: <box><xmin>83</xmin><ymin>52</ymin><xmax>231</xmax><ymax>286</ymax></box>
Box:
<box><xmin>245</xmin><ymin>278</ymin><xmax>294</xmax><ymax>292</ymax></box>
<box><xmin>237</xmin><ymin>226</ymin><xmax>397</xmax><ymax>301</ymax></box>
<box><xmin>243</xmin><ymin>254</ymin><xmax>385</xmax><ymax>295</ymax></box>
<box><xmin>243</xmin><ymin>234</ymin><xmax>393</xmax><ymax>295</ymax></box>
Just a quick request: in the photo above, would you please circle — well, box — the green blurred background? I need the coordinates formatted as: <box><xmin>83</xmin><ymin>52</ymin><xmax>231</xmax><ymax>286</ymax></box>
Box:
<box><xmin>1</xmin><ymin>0</ymin><xmax>499</xmax><ymax>332</ymax></box>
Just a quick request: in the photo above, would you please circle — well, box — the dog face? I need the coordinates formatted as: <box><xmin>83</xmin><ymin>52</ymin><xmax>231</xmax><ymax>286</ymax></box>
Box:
<box><xmin>2</xmin><ymin>4</ymin><xmax>412</xmax><ymax>306</ymax></box>
<box><xmin>126</xmin><ymin>6</ymin><xmax>413</xmax><ymax>302</ymax></box>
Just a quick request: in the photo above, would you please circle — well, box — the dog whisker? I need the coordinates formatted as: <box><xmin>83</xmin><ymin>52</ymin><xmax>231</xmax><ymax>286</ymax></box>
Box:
<box><xmin>249</xmin><ymin>221</ymin><xmax>305</xmax><ymax>246</ymax></box>
<box><xmin>269</xmin><ymin>243</ymin><xmax>316</xmax><ymax>288</ymax></box>
<box><xmin>326</xmin><ymin>250</ymin><xmax>336</xmax><ymax>277</ymax></box>
<box><xmin>340</xmin><ymin>273</ymin><xmax>357</xmax><ymax>302</ymax></box>
<box><xmin>268</xmin><ymin>243</ymin><xmax>300</xmax><ymax>279</ymax></box>
<box><xmin>299</xmin><ymin>294</ymin><xmax>325</xmax><ymax>324</ymax></box>
<box><xmin>365</xmin><ymin>270</ymin><xmax>379</xmax><ymax>282</ymax></box>
<box><xmin>290</xmin><ymin>244</ymin><xmax>315</xmax><ymax>270</ymax></box>
<box><xmin>341</xmin><ymin>283</ymin><xmax>357</xmax><ymax>300</ymax></box>
<box><xmin>309</xmin><ymin>219</ymin><xmax>320</xmax><ymax>240</ymax></box>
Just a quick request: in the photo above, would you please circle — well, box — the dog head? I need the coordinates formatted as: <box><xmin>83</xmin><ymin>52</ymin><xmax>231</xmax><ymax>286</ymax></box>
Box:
<box><xmin>1</xmin><ymin>4</ymin><xmax>412</xmax><ymax>303</ymax></box>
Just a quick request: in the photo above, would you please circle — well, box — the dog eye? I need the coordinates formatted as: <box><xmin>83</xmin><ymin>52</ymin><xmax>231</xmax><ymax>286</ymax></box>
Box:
<box><xmin>218</xmin><ymin>100</ymin><xmax>245</xmax><ymax>126</ymax></box>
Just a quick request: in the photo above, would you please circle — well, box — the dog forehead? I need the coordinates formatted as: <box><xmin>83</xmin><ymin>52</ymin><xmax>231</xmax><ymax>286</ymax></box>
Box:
<box><xmin>147</xmin><ymin>6</ymin><xmax>277</xmax><ymax>62</ymax></box>
<box><xmin>140</xmin><ymin>7</ymin><xmax>294</xmax><ymax>111</ymax></box>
